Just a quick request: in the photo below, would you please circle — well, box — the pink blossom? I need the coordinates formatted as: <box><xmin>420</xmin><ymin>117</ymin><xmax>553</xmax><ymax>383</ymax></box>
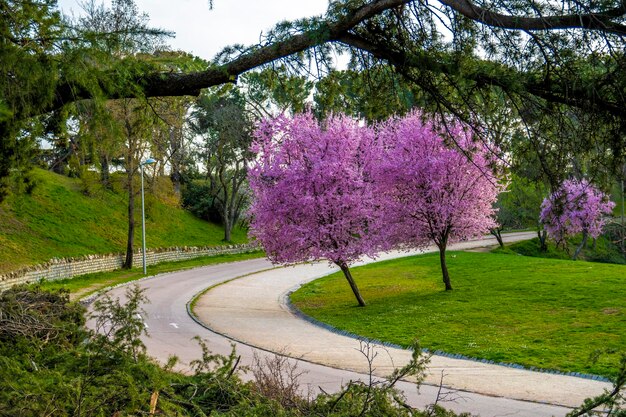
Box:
<box><xmin>249</xmin><ymin>110</ymin><xmax>504</xmax><ymax>295</ymax></box>
<box><xmin>248</xmin><ymin>112</ymin><xmax>385</xmax><ymax>306</ymax></box>
<box><xmin>540</xmin><ymin>179</ymin><xmax>615</xmax><ymax>245</ymax></box>
<box><xmin>374</xmin><ymin>111</ymin><xmax>504</xmax><ymax>290</ymax></box>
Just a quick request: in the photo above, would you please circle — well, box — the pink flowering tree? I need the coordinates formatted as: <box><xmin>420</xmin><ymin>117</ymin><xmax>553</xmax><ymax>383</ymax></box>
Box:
<box><xmin>540</xmin><ymin>179</ymin><xmax>615</xmax><ymax>260</ymax></box>
<box><xmin>375</xmin><ymin>112</ymin><xmax>503</xmax><ymax>291</ymax></box>
<box><xmin>248</xmin><ymin>112</ymin><xmax>384</xmax><ymax>307</ymax></box>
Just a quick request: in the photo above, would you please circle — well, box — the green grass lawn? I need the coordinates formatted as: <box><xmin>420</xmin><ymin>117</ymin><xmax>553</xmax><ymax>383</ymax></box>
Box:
<box><xmin>0</xmin><ymin>169</ymin><xmax>248</xmax><ymax>273</ymax></box>
<box><xmin>290</xmin><ymin>251</ymin><xmax>626</xmax><ymax>377</ymax></box>
<box><xmin>39</xmin><ymin>250</ymin><xmax>265</xmax><ymax>299</ymax></box>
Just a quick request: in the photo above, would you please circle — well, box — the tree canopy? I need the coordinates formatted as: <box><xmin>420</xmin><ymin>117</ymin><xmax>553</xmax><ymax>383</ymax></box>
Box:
<box><xmin>374</xmin><ymin>111</ymin><xmax>502</xmax><ymax>290</ymax></box>
<box><xmin>540</xmin><ymin>179</ymin><xmax>615</xmax><ymax>259</ymax></box>
<box><xmin>248</xmin><ymin>112</ymin><xmax>383</xmax><ymax>306</ymax></box>
<box><xmin>2</xmin><ymin>0</ymin><xmax>626</xmax><ymax>200</ymax></box>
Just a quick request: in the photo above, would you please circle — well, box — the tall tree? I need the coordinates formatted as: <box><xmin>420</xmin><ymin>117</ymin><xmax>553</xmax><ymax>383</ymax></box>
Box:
<box><xmin>249</xmin><ymin>113</ymin><xmax>384</xmax><ymax>306</ymax></box>
<box><xmin>189</xmin><ymin>91</ymin><xmax>252</xmax><ymax>242</ymax></box>
<box><xmin>376</xmin><ymin>112</ymin><xmax>503</xmax><ymax>290</ymax></box>
<box><xmin>75</xmin><ymin>0</ymin><xmax>170</xmax><ymax>268</ymax></box>
<box><xmin>107</xmin><ymin>98</ymin><xmax>154</xmax><ymax>268</ymax></box>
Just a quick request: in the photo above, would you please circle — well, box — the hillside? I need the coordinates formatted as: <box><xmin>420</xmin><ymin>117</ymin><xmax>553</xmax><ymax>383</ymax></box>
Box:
<box><xmin>0</xmin><ymin>169</ymin><xmax>247</xmax><ymax>274</ymax></box>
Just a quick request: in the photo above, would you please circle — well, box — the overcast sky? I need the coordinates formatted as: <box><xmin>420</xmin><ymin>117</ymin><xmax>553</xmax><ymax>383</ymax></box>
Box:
<box><xmin>57</xmin><ymin>0</ymin><xmax>330</xmax><ymax>61</ymax></box>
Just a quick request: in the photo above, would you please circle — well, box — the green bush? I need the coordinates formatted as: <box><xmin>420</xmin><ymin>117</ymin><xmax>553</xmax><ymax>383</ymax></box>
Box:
<box><xmin>182</xmin><ymin>180</ymin><xmax>222</xmax><ymax>223</ymax></box>
<box><xmin>2</xmin><ymin>286</ymin><xmax>622</xmax><ymax>416</ymax></box>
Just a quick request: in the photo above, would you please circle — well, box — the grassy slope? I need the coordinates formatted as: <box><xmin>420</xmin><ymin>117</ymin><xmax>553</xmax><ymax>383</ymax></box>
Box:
<box><xmin>0</xmin><ymin>169</ymin><xmax>247</xmax><ymax>273</ymax></box>
<box><xmin>291</xmin><ymin>251</ymin><xmax>625</xmax><ymax>377</ymax></box>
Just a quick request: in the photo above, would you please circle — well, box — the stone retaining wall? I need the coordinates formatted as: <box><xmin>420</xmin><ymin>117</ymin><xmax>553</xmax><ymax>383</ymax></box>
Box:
<box><xmin>0</xmin><ymin>244</ymin><xmax>258</xmax><ymax>291</ymax></box>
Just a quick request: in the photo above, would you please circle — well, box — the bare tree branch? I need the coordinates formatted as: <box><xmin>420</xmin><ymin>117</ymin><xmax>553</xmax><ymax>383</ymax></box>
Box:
<box><xmin>439</xmin><ymin>0</ymin><xmax>626</xmax><ymax>34</ymax></box>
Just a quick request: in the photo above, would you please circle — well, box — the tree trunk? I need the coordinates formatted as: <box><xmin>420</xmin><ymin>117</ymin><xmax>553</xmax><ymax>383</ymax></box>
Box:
<box><xmin>336</xmin><ymin>261</ymin><xmax>366</xmax><ymax>307</ymax></box>
<box><xmin>170</xmin><ymin>171</ymin><xmax>181</xmax><ymax>196</ymax></box>
<box><xmin>100</xmin><ymin>153</ymin><xmax>111</xmax><ymax>189</ymax></box>
<box><xmin>573</xmin><ymin>230</ymin><xmax>588</xmax><ymax>260</ymax></box>
<box><xmin>169</xmin><ymin>128</ymin><xmax>183</xmax><ymax>196</ymax></box>
<box><xmin>538</xmin><ymin>229</ymin><xmax>548</xmax><ymax>252</ymax></box>
<box><xmin>223</xmin><ymin>216</ymin><xmax>232</xmax><ymax>242</ymax></box>
<box><xmin>124</xmin><ymin>170</ymin><xmax>135</xmax><ymax>269</ymax></box>
<box><xmin>490</xmin><ymin>228</ymin><xmax>504</xmax><ymax>248</ymax></box>
<box><xmin>51</xmin><ymin>154</ymin><xmax>67</xmax><ymax>175</ymax></box>
<box><xmin>438</xmin><ymin>244</ymin><xmax>453</xmax><ymax>291</ymax></box>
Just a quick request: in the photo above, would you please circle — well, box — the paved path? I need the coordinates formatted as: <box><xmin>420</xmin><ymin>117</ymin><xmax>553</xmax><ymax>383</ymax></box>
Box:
<box><xmin>194</xmin><ymin>231</ymin><xmax>611</xmax><ymax>413</ymax></box>
<box><xmin>89</xmin><ymin>232</ymin><xmax>610</xmax><ymax>416</ymax></box>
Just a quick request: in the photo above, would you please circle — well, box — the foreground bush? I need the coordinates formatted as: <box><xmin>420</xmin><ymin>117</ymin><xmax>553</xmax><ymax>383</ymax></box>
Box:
<box><xmin>0</xmin><ymin>286</ymin><xmax>623</xmax><ymax>416</ymax></box>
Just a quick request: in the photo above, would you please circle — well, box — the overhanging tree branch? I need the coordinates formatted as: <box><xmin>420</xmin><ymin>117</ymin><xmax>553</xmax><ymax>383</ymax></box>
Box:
<box><xmin>439</xmin><ymin>0</ymin><xmax>626</xmax><ymax>34</ymax></box>
<box><xmin>337</xmin><ymin>32</ymin><xmax>624</xmax><ymax>118</ymax></box>
<box><xmin>50</xmin><ymin>0</ymin><xmax>413</xmax><ymax>111</ymax></box>
<box><xmin>32</xmin><ymin>0</ymin><xmax>626</xmax><ymax>119</ymax></box>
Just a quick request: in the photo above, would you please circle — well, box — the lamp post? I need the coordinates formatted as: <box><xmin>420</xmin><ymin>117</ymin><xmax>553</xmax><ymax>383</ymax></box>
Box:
<box><xmin>140</xmin><ymin>158</ymin><xmax>157</xmax><ymax>274</ymax></box>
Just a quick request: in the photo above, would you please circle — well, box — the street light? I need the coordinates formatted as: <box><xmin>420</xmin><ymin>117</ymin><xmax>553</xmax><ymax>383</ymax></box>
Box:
<box><xmin>140</xmin><ymin>158</ymin><xmax>157</xmax><ymax>274</ymax></box>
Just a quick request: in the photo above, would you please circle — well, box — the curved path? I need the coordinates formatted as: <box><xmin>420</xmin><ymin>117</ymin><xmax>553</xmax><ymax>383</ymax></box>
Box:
<box><xmin>91</xmin><ymin>232</ymin><xmax>611</xmax><ymax>417</ymax></box>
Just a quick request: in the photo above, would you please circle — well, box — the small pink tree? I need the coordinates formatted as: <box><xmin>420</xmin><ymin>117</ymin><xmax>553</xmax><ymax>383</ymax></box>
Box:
<box><xmin>248</xmin><ymin>112</ymin><xmax>384</xmax><ymax>306</ymax></box>
<box><xmin>540</xmin><ymin>179</ymin><xmax>615</xmax><ymax>260</ymax></box>
<box><xmin>376</xmin><ymin>112</ymin><xmax>503</xmax><ymax>291</ymax></box>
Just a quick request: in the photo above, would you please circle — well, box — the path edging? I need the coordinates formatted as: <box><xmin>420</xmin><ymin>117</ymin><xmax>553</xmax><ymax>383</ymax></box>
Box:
<box><xmin>282</xmin><ymin>277</ymin><xmax>612</xmax><ymax>384</ymax></box>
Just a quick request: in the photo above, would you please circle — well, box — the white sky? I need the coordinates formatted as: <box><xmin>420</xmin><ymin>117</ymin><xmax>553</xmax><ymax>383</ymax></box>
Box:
<box><xmin>57</xmin><ymin>0</ymin><xmax>330</xmax><ymax>61</ymax></box>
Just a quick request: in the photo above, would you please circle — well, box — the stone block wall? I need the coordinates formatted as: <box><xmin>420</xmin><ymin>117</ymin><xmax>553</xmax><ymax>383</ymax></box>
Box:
<box><xmin>0</xmin><ymin>244</ymin><xmax>258</xmax><ymax>291</ymax></box>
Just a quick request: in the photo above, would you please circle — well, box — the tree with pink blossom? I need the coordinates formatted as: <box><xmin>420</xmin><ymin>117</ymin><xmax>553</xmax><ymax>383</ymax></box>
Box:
<box><xmin>248</xmin><ymin>112</ymin><xmax>384</xmax><ymax>306</ymax></box>
<box><xmin>540</xmin><ymin>179</ymin><xmax>615</xmax><ymax>260</ymax></box>
<box><xmin>375</xmin><ymin>112</ymin><xmax>503</xmax><ymax>291</ymax></box>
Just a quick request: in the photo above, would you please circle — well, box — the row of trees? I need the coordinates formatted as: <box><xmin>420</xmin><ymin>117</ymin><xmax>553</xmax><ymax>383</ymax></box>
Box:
<box><xmin>249</xmin><ymin>111</ymin><xmax>503</xmax><ymax>306</ymax></box>
<box><xmin>2</xmin><ymin>0</ymin><xmax>624</xmax><ymax>269</ymax></box>
<box><xmin>3</xmin><ymin>0</ymin><xmax>626</xmax><ymax>202</ymax></box>
<box><xmin>63</xmin><ymin>88</ymin><xmax>255</xmax><ymax>265</ymax></box>
<box><xmin>249</xmin><ymin>110</ymin><xmax>618</xmax><ymax>306</ymax></box>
